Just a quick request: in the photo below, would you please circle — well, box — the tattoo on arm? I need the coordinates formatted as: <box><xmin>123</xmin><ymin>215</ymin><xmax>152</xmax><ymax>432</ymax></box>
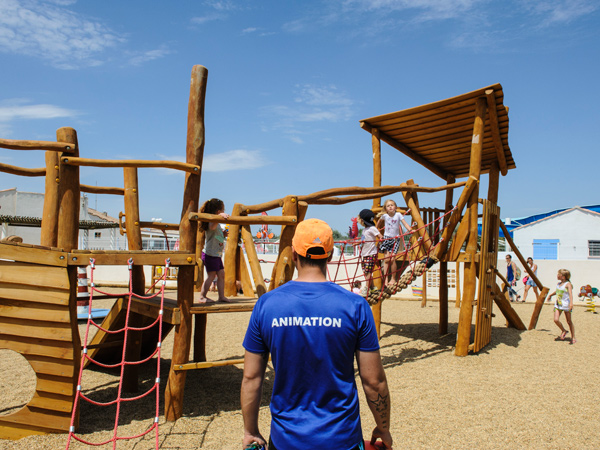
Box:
<box><xmin>368</xmin><ymin>393</ymin><xmax>389</xmax><ymax>428</ymax></box>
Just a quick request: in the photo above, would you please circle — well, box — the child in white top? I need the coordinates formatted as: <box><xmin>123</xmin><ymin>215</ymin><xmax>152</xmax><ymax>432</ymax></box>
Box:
<box><xmin>547</xmin><ymin>269</ymin><xmax>576</xmax><ymax>344</ymax></box>
<box><xmin>358</xmin><ymin>209</ymin><xmax>382</xmax><ymax>296</ymax></box>
<box><xmin>376</xmin><ymin>199</ymin><xmax>412</xmax><ymax>285</ymax></box>
<box><xmin>199</xmin><ymin>198</ymin><xmax>231</xmax><ymax>304</ymax></box>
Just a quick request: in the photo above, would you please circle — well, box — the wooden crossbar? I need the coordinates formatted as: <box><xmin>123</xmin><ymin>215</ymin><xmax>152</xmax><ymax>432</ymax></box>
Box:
<box><xmin>60</xmin><ymin>156</ymin><xmax>200</xmax><ymax>173</ymax></box>
<box><xmin>0</xmin><ymin>138</ymin><xmax>75</xmax><ymax>152</ymax></box>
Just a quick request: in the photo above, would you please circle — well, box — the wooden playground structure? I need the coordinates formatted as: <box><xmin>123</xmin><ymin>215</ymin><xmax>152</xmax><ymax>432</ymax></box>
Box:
<box><xmin>0</xmin><ymin>65</ymin><xmax>551</xmax><ymax>441</ymax></box>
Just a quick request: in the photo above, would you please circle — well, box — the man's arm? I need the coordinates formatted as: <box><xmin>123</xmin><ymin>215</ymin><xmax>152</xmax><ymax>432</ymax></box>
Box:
<box><xmin>357</xmin><ymin>349</ymin><xmax>393</xmax><ymax>449</ymax></box>
<box><xmin>241</xmin><ymin>350</ymin><xmax>269</xmax><ymax>447</ymax></box>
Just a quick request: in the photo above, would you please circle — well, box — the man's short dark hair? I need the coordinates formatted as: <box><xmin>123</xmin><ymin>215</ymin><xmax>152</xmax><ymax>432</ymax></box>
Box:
<box><xmin>297</xmin><ymin>248</ymin><xmax>329</xmax><ymax>275</ymax></box>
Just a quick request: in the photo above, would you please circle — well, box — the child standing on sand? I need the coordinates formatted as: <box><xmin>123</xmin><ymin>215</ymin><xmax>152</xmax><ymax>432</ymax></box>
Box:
<box><xmin>547</xmin><ymin>269</ymin><xmax>576</xmax><ymax>344</ymax></box>
<box><xmin>376</xmin><ymin>199</ymin><xmax>412</xmax><ymax>285</ymax></box>
<box><xmin>358</xmin><ymin>209</ymin><xmax>382</xmax><ymax>296</ymax></box>
<box><xmin>199</xmin><ymin>198</ymin><xmax>231</xmax><ymax>304</ymax></box>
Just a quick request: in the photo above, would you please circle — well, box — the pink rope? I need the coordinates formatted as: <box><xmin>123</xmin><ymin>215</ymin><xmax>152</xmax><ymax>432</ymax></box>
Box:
<box><xmin>328</xmin><ymin>209</ymin><xmax>452</xmax><ymax>290</ymax></box>
<box><xmin>66</xmin><ymin>257</ymin><xmax>168</xmax><ymax>450</ymax></box>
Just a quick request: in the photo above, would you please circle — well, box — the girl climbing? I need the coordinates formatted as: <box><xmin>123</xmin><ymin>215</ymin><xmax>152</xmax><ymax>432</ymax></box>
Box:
<box><xmin>376</xmin><ymin>199</ymin><xmax>412</xmax><ymax>285</ymax></box>
<box><xmin>199</xmin><ymin>198</ymin><xmax>231</xmax><ymax>303</ymax></box>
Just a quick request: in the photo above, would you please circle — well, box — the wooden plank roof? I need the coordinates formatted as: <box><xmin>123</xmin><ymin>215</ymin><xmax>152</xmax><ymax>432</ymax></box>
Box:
<box><xmin>360</xmin><ymin>84</ymin><xmax>515</xmax><ymax>180</ymax></box>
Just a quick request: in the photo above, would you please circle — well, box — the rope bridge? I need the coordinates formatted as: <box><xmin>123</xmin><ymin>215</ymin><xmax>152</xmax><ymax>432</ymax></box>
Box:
<box><xmin>66</xmin><ymin>258</ymin><xmax>170</xmax><ymax>450</ymax></box>
<box><xmin>327</xmin><ymin>209</ymin><xmax>452</xmax><ymax>305</ymax></box>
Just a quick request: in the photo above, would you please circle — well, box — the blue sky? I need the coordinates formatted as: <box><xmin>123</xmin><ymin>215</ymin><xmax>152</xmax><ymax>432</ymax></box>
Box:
<box><xmin>1</xmin><ymin>0</ymin><xmax>599</xmax><ymax>235</ymax></box>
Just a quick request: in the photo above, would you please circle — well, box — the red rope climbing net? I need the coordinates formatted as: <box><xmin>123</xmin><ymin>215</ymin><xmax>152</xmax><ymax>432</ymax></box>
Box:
<box><xmin>327</xmin><ymin>208</ymin><xmax>453</xmax><ymax>301</ymax></box>
<box><xmin>66</xmin><ymin>258</ymin><xmax>169</xmax><ymax>450</ymax></box>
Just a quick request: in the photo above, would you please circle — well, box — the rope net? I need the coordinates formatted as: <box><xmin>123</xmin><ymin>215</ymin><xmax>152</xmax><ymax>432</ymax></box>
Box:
<box><xmin>66</xmin><ymin>258</ymin><xmax>169</xmax><ymax>450</ymax></box>
<box><xmin>327</xmin><ymin>209</ymin><xmax>453</xmax><ymax>305</ymax></box>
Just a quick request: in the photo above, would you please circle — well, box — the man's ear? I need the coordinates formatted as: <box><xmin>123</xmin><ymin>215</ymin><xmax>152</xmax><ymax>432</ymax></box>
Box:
<box><xmin>327</xmin><ymin>252</ymin><xmax>334</xmax><ymax>263</ymax></box>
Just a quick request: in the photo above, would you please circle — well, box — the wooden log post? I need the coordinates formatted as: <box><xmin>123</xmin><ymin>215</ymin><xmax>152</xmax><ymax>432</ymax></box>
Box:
<box><xmin>455</xmin><ymin>97</ymin><xmax>487</xmax><ymax>357</ymax></box>
<box><xmin>492</xmin><ymin>282</ymin><xmax>526</xmax><ymax>329</ymax></box>
<box><xmin>371</xmin><ymin>128</ymin><xmax>382</xmax><ymax>211</ymax></box>
<box><xmin>56</xmin><ymin>128</ymin><xmax>80</xmax><ymax>252</ymax></box>
<box><xmin>528</xmin><ymin>287</ymin><xmax>550</xmax><ymax>330</ymax></box>
<box><xmin>224</xmin><ymin>203</ymin><xmax>244</xmax><ymax>296</ymax></box>
<box><xmin>433</xmin><ymin>176</ymin><xmax>478</xmax><ymax>261</ymax></box>
<box><xmin>488</xmin><ymin>160</ymin><xmax>500</xmax><ymax>203</ymax></box>
<box><xmin>241</xmin><ymin>225</ymin><xmax>268</xmax><ymax>297</ymax></box>
<box><xmin>402</xmin><ymin>181</ymin><xmax>432</xmax><ymax>256</ymax></box>
<box><xmin>166</xmin><ymin>65</ymin><xmax>207</xmax><ymax>422</ymax></box>
<box><xmin>40</xmin><ymin>151</ymin><xmax>60</xmax><ymax>247</ymax></box>
<box><xmin>193</xmin><ymin>226</ymin><xmax>207</xmax><ymax>364</ymax></box>
<box><xmin>421</xmin><ymin>272</ymin><xmax>427</xmax><ymax>307</ymax></box>
<box><xmin>238</xmin><ymin>251</ymin><xmax>254</xmax><ymax>297</ymax></box>
<box><xmin>270</xmin><ymin>196</ymin><xmax>300</xmax><ymax>290</ymax></box>
<box><xmin>439</xmin><ymin>174</ymin><xmax>455</xmax><ymax>334</ymax></box>
<box><xmin>455</xmin><ymin>264</ymin><xmax>462</xmax><ymax>308</ymax></box>
<box><xmin>122</xmin><ymin>167</ymin><xmax>145</xmax><ymax>392</ymax></box>
<box><xmin>55</xmin><ymin>127</ymin><xmax>82</xmax><ymax>429</ymax></box>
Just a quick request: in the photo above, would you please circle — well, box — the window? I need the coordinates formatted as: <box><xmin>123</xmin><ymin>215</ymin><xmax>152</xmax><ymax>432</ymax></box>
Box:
<box><xmin>589</xmin><ymin>240</ymin><xmax>600</xmax><ymax>258</ymax></box>
<box><xmin>533</xmin><ymin>239</ymin><xmax>559</xmax><ymax>260</ymax></box>
<box><xmin>94</xmin><ymin>232</ymin><xmax>101</xmax><ymax>239</ymax></box>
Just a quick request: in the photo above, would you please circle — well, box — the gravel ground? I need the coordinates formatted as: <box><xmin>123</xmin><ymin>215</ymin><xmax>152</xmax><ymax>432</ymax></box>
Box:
<box><xmin>1</xmin><ymin>296</ymin><xmax>598</xmax><ymax>450</ymax></box>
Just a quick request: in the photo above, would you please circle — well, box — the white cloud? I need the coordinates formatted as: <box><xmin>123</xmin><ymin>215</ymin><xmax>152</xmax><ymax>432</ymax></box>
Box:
<box><xmin>128</xmin><ymin>45</ymin><xmax>172</xmax><ymax>66</ymax></box>
<box><xmin>204</xmin><ymin>149</ymin><xmax>269</xmax><ymax>172</ymax></box>
<box><xmin>523</xmin><ymin>0</ymin><xmax>598</xmax><ymax>26</ymax></box>
<box><xmin>0</xmin><ymin>99</ymin><xmax>79</xmax><ymax>134</ymax></box>
<box><xmin>190</xmin><ymin>13</ymin><xmax>226</xmax><ymax>25</ymax></box>
<box><xmin>0</xmin><ymin>100</ymin><xmax>77</xmax><ymax>121</ymax></box>
<box><xmin>261</xmin><ymin>84</ymin><xmax>355</xmax><ymax>142</ymax></box>
<box><xmin>0</xmin><ymin>0</ymin><xmax>125</xmax><ymax>69</ymax></box>
<box><xmin>156</xmin><ymin>149</ymin><xmax>269</xmax><ymax>173</ymax></box>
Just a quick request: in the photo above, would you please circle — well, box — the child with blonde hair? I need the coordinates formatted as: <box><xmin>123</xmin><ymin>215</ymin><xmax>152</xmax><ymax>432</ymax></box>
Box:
<box><xmin>376</xmin><ymin>199</ymin><xmax>412</xmax><ymax>285</ymax></box>
<box><xmin>547</xmin><ymin>269</ymin><xmax>576</xmax><ymax>344</ymax></box>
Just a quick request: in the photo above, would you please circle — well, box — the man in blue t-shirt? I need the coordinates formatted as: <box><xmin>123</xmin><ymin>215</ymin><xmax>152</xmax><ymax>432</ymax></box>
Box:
<box><xmin>241</xmin><ymin>218</ymin><xmax>393</xmax><ymax>450</ymax></box>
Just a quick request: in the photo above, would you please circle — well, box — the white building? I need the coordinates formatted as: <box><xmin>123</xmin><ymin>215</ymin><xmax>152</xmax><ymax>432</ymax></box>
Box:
<box><xmin>511</xmin><ymin>207</ymin><xmax>600</xmax><ymax>261</ymax></box>
<box><xmin>0</xmin><ymin>188</ymin><xmax>126</xmax><ymax>250</ymax></box>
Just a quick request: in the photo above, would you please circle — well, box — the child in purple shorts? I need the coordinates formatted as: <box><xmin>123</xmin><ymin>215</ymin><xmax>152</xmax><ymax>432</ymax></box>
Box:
<box><xmin>199</xmin><ymin>198</ymin><xmax>231</xmax><ymax>303</ymax></box>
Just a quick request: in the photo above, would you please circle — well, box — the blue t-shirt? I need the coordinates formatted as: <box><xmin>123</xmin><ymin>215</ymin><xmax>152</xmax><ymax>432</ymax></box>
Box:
<box><xmin>243</xmin><ymin>280</ymin><xmax>380</xmax><ymax>450</ymax></box>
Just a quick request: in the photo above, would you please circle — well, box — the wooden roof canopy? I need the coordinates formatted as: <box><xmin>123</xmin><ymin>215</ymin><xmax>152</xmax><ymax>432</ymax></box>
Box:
<box><xmin>360</xmin><ymin>84</ymin><xmax>515</xmax><ymax>180</ymax></box>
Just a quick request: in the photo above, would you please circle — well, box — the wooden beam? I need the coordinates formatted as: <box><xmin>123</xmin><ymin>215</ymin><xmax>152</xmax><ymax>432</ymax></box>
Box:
<box><xmin>360</xmin><ymin>121</ymin><xmax>448</xmax><ymax>180</ymax></box>
<box><xmin>190</xmin><ymin>212</ymin><xmax>297</xmax><ymax>226</ymax></box>
<box><xmin>40</xmin><ymin>151</ymin><xmax>60</xmax><ymax>247</ymax></box>
<box><xmin>0</xmin><ymin>138</ymin><xmax>75</xmax><ymax>152</ymax></box>
<box><xmin>455</xmin><ymin>96</ymin><xmax>487</xmax><ymax>357</ymax></box>
<box><xmin>80</xmin><ymin>184</ymin><xmax>124</xmax><ymax>195</ymax></box>
<box><xmin>491</xmin><ymin>281</ymin><xmax>526</xmax><ymax>329</ymax></box>
<box><xmin>56</xmin><ymin>128</ymin><xmax>80</xmax><ymax>253</ymax></box>
<box><xmin>60</xmin><ymin>156</ymin><xmax>200</xmax><ymax>174</ymax></box>
<box><xmin>165</xmin><ymin>65</ymin><xmax>207</xmax><ymax>422</ymax></box>
<box><xmin>487</xmin><ymin>160</ymin><xmax>500</xmax><ymax>203</ymax></box>
<box><xmin>433</xmin><ymin>175</ymin><xmax>478</xmax><ymax>260</ymax></box>
<box><xmin>0</xmin><ymin>162</ymin><xmax>45</xmax><ymax>177</ymax></box>
<box><xmin>241</xmin><ymin>224</ymin><xmax>267</xmax><ymax>297</ymax></box>
<box><xmin>68</xmin><ymin>250</ymin><xmax>195</xmax><ymax>266</ymax></box>
<box><xmin>485</xmin><ymin>89</ymin><xmax>508</xmax><ymax>176</ymax></box>
<box><xmin>371</xmin><ymin>127</ymin><xmax>382</xmax><ymax>210</ymax></box>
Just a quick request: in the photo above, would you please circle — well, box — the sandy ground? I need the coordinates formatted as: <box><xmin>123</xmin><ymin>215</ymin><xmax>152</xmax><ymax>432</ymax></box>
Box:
<box><xmin>1</xmin><ymin>295</ymin><xmax>599</xmax><ymax>450</ymax></box>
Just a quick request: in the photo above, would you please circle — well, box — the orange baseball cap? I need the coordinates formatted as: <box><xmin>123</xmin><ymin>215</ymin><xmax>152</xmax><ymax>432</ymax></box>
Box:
<box><xmin>292</xmin><ymin>218</ymin><xmax>334</xmax><ymax>259</ymax></box>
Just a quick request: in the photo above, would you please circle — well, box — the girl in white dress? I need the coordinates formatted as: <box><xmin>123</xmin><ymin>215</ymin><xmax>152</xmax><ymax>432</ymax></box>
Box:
<box><xmin>376</xmin><ymin>199</ymin><xmax>412</xmax><ymax>285</ymax></box>
<box><xmin>547</xmin><ymin>269</ymin><xmax>576</xmax><ymax>344</ymax></box>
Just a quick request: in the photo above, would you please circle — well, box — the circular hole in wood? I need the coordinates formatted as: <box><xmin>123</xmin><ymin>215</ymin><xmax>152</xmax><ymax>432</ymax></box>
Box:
<box><xmin>0</xmin><ymin>349</ymin><xmax>36</xmax><ymax>416</ymax></box>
